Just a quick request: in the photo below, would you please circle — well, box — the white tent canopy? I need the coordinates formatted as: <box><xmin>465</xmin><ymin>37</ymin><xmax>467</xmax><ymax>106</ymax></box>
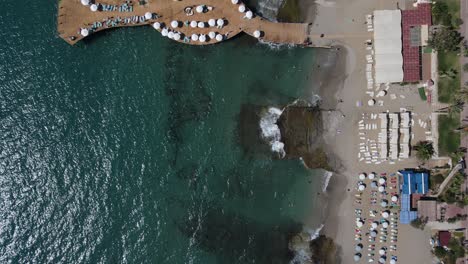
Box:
<box><xmin>80</xmin><ymin>28</ymin><xmax>89</xmax><ymax>37</ymax></box>
<box><xmin>253</xmin><ymin>30</ymin><xmax>261</xmax><ymax>38</ymax></box>
<box><xmin>145</xmin><ymin>12</ymin><xmax>152</xmax><ymax>20</ymax></box>
<box><xmin>208</xmin><ymin>19</ymin><xmax>216</xmax><ymax>27</ymax></box>
<box><xmin>373</xmin><ymin>10</ymin><xmax>403</xmax><ymax>84</ymax></box>
<box><xmin>153</xmin><ymin>22</ymin><xmax>161</xmax><ymax>29</ymax></box>
<box><xmin>90</xmin><ymin>4</ymin><xmax>98</xmax><ymax>12</ymax></box>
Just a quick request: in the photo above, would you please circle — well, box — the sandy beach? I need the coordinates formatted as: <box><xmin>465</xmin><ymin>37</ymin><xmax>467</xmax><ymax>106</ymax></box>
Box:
<box><xmin>298</xmin><ymin>0</ymin><xmax>439</xmax><ymax>263</ymax></box>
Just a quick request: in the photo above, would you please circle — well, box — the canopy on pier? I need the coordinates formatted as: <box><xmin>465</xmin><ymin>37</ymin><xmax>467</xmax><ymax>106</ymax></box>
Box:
<box><xmin>373</xmin><ymin>10</ymin><xmax>403</xmax><ymax>83</ymax></box>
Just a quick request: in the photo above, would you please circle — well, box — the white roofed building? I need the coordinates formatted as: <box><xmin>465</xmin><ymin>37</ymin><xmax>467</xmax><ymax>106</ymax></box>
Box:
<box><xmin>373</xmin><ymin>10</ymin><xmax>404</xmax><ymax>83</ymax></box>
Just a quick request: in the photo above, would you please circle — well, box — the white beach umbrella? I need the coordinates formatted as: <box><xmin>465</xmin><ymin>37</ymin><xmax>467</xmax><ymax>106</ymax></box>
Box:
<box><xmin>208</xmin><ymin>19</ymin><xmax>216</xmax><ymax>27</ymax></box>
<box><xmin>246</xmin><ymin>10</ymin><xmax>253</xmax><ymax>19</ymax></box>
<box><xmin>208</xmin><ymin>31</ymin><xmax>216</xmax><ymax>39</ymax></box>
<box><xmin>81</xmin><ymin>0</ymin><xmax>89</xmax><ymax>6</ymax></box>
<box><xmin>153</xmin><ymin>22</ymin><xmax>161</xmax><ymax>29</ymax></box>
<box><xmin>379</xmin><ymin>249</ymin><xmax>385</xmax><ymax>256</ymax></box>
<box><xmin>379</xmin><ymin>257</ymin><xmax>386</xmax><ymax>263</ymax></box>
<box><xmin>145</xmin><ymin>12</ymin><xmax>152</xmax><ymax>20</ymax></box>
<box><xmin>354</xmin><ymin>254</ymin><xmax>361</xmax><ymax>262</ymax></box>
<box><xmin>355</xmin><ymin>244</ymin><xmax>363</xmax><ymax>252</ymax></box>
<box><xmin>199</xmin><ymin>34</ymin><xmax>206</xmax><ymax>43</ymax></box>
<box><xmin>173</xmin><ymin>33</ymin><xmax>181</xmax><ymax>41</ymax></box>
<box><xmin>168</xmin><ymin>31</ymin><xmax>174</xmax><ymax>39</ymax></box>
<box><xmin>190</xmin><ymin>21</ymin><xmax>198</xmax><ymax>28</ymax></box>
<box><xmin>80</xmin><ymin>28</ymin><xmax>89</xmax><ymax>37</ymax></box>
<box><xmin>370</xmin><ymin>230</ymin><xmax>377</xmax><ymax>237</ymax></box>
<box><xmin>382</xmin><ymin>211</ymin><xmax>389</xmax><ymax>218</ymax></box>
<box><xmin>196</xmin><ymin>5</ymin><xmax>204</xmax><ymax>13</ymax></box>
<box><xmin>215</xmin><ymin>34</ymin><xmax>223</xmax><ymax>41</ymax></box>
<box><xmin>368</xmin><ymin>173</ymin><xmax>375</xmax><ymax>180</ymax></box>
<box><xmin>371</xmin><ymin>222</ymin><xmax>378</xmax><ymax>229</ymax></box>
<box><xmin>253</xmin><ymin>30</ymin><xmax>261</xmax><ymax>38</ymax></box>
<box><xmin>231</xmin><ymin>0</ymin><xmax>239</xmax><ymax>4</ymax></box>
<box><xmin>198</xmin><ymin>21</ymin><xmax>205</xmax><ymax>28</ymax></box>
<box><xmin>371</xmin><ymin>181</ymin><xmax>378</xmax><ymax>188</ymax></box>
<box><xmin>378</xmin><ymin>178</ymin><xmax>386</xmax><ymax>185</ymax></box>
<box><xmin>368</xmin><ymin>99</ymin><xmax>375</xmax><ymax>106</ymax></box>
<box><xmin>90</xmin><ymin>4</ymin><xmax>98</xmax><ymax>12</ymax></box>
<box><xmin>356</xmin><ymin>221</ymin><xmax>363</xmax><ymax>228</ymax></box>
<box><xmin>391</xmin><ymin>196</ymin><xmax>398</xmax><ymax>202</ymax></box>
<box><xmin>378</xmin><ymin>186</ymin><xmax>385</xmax><ymax>193</ymax></box>
<box><xmin>390</xmin><ymin>259</ymin><xmax>396</xmax><ymax>264</ymax></box>
<box><xmin>382</xmin><ymin>222</ymin><xmax>389</xmax><ymax>228</ymax></box>
<box><xmin>238</xmin><ymin>5</ymin><xmax>246</xmax><ymax>12</ymax></box>
<box><xmin>161</xmin><ymin>28</ymin><xmax>168</xmax><ymax>37</ymax></box>
<box><xmin>380</xmin><ymin>200</ymin><xmax>388</xmax><ymax>207</ymax></box>
<box><xmin>359</xmin><ymin>173</ymin><xmax>366</xmax><ymax>180</ymax></box>
<box><xmin>378</xmin><ymin>90</ymin><xmax>387</xmax><ymax>97</ymax></box>
<box><xmin>191</xmin><ymin>34</ymin><xmax>199</xmax><ymax>41</ymax></box>
<box><xmin>171</xmin><ymin>20</ymin><xmax>179</xmax><ymax>28</ymax></box>
<box><xmin>358</xmin><ymin>184</ymin><xmax>365</xmax><ymax>191</ymax></box>
<box><xmin>217</xmin><ymin>19</ymin><xmax>224</xmax><ymax>27</ymax></box>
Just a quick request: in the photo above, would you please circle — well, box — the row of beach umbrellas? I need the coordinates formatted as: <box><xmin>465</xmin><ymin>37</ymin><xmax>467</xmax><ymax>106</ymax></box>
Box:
<box><xmin>231</xmin><ymin>0</ymin><xmax>254</xmax><ymax>19</ymax></box>
<box><xmin>153</xmin><ymin>22</ymin><xmax>224</xmax><ymax>42</ymax></box>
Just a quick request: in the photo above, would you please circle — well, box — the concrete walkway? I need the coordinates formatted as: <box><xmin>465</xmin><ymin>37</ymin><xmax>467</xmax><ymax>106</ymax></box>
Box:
<box><xmin>433</xmin><ymin>163</ymin><xmax>462</xmax><ymax>197</ymax></box>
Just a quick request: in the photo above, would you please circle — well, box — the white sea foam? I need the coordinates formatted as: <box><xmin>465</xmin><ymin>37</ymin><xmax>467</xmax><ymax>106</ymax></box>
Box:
<box><xmin>307</xmin><ymin>224</ymin><xmax>324</xmax><ymax>240</ymax></box>
<box><xmin>259</xmin><ymin>107</ymin><xmax>286</xmax><ymax>157</ymax></box>
<box><xmin>322</xmin><ymin>171</ymin><xmax>333</xmax><ymax>192</ymax></box>
<box><xmin>289</xmin><ymin>224</ymin><xmax>325</xmax><ymax>264</ymax></box>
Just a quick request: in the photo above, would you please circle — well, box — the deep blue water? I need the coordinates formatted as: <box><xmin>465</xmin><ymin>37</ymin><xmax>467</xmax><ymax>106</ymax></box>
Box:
<box><xmin>0</xmin><ymin>0</ymin><xmax>323</xmax><ymax>263</ymax></box>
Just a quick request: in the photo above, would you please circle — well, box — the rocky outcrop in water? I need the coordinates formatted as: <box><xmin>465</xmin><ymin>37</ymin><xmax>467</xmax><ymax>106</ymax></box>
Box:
<box><xmin>277</xmin><ymin>100</ymin><xmax>329</xmax><ymax>170</ymax></box>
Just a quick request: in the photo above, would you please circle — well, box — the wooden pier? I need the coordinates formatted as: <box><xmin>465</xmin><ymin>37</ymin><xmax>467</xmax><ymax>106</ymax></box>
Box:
<box><xmin>57</xmin><ymin>0</ymin><xmax>310</xmax><ymax>46</ymax></box>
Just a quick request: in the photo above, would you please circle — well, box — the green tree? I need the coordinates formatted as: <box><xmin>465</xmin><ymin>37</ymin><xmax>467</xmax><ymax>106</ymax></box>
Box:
<box><xmin>432</xmin><ymin>2</ymin><xmax>451</xmax><ymax>26</ymax></box>
<box><xmin>428</xmin><ymin>27</ymin><xmax>464</xmax><ymax>52</ymax></box>
<box><xmin>454</xmin><ymin>87</ymin><xmax>468</xmax><ymax>103</ymax></box>
<box><xmin>434</xmin><ymin>246</ymin><xmax>447</xmax><ymax>259</ymax></box>
<box><xmin>414</xmin><ymin>141</ymin><xmax>435</xmax><ymax>160</ymax></box>
<box><xmin>454</xmin><ymin>18</ymin><xmax>464</xmax><ymax>27</ymax></box>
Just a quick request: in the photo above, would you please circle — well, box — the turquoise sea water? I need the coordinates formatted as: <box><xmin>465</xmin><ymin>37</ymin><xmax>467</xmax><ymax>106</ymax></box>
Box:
<box><xmin>0</xmin><ymin>1</ymin><xmax>323</xmax><ymax>263</ymax></box>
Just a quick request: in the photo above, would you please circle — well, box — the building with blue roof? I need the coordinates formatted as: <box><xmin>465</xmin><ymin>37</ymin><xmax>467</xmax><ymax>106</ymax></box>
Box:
<box><xmin>399</xmin><ymin>169</ymin><xmax>429</xmax><ymax>224</ymax></box>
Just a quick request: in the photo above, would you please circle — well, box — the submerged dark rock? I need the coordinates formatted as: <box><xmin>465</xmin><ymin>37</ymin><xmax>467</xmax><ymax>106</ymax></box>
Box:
<box><xmin>309</xmin><ymin>235</ymin><xmax>339</xmax><ymax>264</ymax></box>
<box><xmin>176</xmin><ymin>208</ymin><xmax>302</xmax><ymax>264</ymax></box>
<box><xmin>277</xmin><ymin>100</ymin><xmax>329</xmax><ymax>170</ymax></box>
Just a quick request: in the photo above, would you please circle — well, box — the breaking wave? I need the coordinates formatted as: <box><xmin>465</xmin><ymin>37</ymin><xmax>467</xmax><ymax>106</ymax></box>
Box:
<box><xmin>259</xmin><ymin>107</ymin><xmax>286</xmax><ymax>157</ymax></box>
<box><xmin>322</xmin><ymin>171</ymin><xmax>333</xmax><ymax>192</ymax></box>
<box><xmin>289</xmin><ymin>224</ymin><xmax>325</xmax><ymax>264</ymax></box>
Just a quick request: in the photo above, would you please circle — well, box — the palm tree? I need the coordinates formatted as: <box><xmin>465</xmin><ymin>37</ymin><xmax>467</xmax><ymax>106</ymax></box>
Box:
<box><xmin>413</xmin><ymin>141</ymin><xmax>435</xmax><ymax>161</ymax></box>
<box><xmin>454</xmin><ymin>87</ymin><xmax>468</xmax><ymax>103</ymax></box>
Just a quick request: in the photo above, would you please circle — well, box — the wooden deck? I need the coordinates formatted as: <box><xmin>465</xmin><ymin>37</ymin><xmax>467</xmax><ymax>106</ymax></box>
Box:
<box><xmin>57</xmin><ymin>0</ymin><xmax>310</xmax><ymax>46</ymax></box>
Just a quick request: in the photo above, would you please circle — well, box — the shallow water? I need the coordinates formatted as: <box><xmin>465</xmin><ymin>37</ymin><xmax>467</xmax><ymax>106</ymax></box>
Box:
<box><xmin>0</xmin><ymin>0</ymin><xmax>324</xmax><ymax>262</ymax></box>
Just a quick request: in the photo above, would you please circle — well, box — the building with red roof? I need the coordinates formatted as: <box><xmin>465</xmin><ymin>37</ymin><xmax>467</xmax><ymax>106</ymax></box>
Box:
<box><xmin>401</xmin><ymin>3</ymin><xmax>432</xmax><ymax>82</ymax></box>
<box><xmin>439</xmin><ymin>231</ymin><xmax>452</xmax><ymax>247</ymax></box>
